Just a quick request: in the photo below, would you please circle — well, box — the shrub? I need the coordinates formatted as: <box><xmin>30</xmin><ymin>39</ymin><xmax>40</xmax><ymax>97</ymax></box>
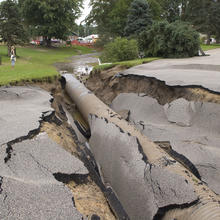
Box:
<box><xmin>138</xmin><ymin>21</ymin><xmax>200</xmax><ymax>58</ymax></box>
<box><xmin>94</xmin><ymin>35</ymin><xmax>111</xmax><ymax>49</ymax></box>
<box><xmin>100</xmin><ymin>37</ymin><xmax>139</xmax><ymax>62</ymax></box>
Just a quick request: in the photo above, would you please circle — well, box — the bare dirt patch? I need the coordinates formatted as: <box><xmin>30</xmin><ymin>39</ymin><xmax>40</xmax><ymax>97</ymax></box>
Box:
<box><xmin>68</xmin><ymin>178</ymin><xmax>115</xmax><ymax>220</ymax></box>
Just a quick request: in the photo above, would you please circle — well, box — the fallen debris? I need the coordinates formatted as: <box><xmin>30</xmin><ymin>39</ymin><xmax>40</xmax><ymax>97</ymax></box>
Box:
<box><xmin>89</xmin><ymin>115</ymin><xmax>198</xmax><ymax>219</ymax></box>
<box><xmin>164</xmin><ymin>98</ymin><xmax>201</xmax><ymax>127</ymax></box>
<box><xmin>112</xmin><ymin>93</ymin><xmax>220</xmax><ymax>195</ymax></box>
<box><xmin>0</xmin><ymin>85</ymin><xmax>116</xmax><ymax>220</ymax></box>
<box><xmin>62</xmin><ymin>74</ymin><xmax>220</xmax><ymax>219</ymax></box>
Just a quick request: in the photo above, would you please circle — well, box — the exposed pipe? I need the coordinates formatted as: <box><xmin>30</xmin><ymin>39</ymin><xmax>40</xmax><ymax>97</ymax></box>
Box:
<box><xmin>62</xmin><ymin>74</ymin><xmax>220</xmax><ymax>220</ymax></box>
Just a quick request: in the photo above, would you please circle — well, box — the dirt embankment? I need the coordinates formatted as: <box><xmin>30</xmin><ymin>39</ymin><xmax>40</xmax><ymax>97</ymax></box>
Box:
<box><xmin>86</xmin><ymin>67</ymin><xmax>220</xmax><ymax>105</ymax></box>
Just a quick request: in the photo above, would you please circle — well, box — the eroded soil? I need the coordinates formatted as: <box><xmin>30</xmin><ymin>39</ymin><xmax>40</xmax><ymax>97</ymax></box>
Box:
<box><xmin>86</xmin><ymin>67</ymin><xmax>220</xmax><ymax>106</ymax></box>
<box><xmin>85</xmin><ymin>66</ymin><xmax>220</xmax><ymax>220</ymax></box>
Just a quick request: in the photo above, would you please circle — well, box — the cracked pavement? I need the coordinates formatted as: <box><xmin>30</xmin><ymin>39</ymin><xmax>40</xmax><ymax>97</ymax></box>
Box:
<box><xmin>121</xmin><ymin>49</ymin><xmax>220</xmax><ymax>93</ymax></box>
<box><xmin>89</xmin><ymin>115</ymin><xmax>198</xmax><ymax>220</ymax></box>
<box><xmin>112</xmin><ymin>93</ymin><xmax>220</xmax><ymax>195</ymax></box>
<box><xmin>0</xmin><ymin>86</ymin><xmax>88</xmax><ymax>219</ymax></box>
<box><xmin>63</xmin><ymin>73</ymin><xmax>220</xmax><ymax>219</ymax></box>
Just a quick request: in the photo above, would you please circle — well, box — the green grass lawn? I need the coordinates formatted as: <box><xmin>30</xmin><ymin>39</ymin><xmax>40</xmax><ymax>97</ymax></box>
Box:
<box><xmin>94</xmin><ymin>57</ymin><xmax>159</xmax><ymax>71</ymax></box>
<box><xmin>201</xmin><ymin>44</ymin><xmax>220</xmax><ymax>51</ymax></box>
<box><xmin>93</xmin><ymin>44</ymin><xmax>220</xmax><ymax>72</ymax></box>
<box><xmin>0</xmin><ymin>45</ymin><xmax>93</xmax><ymax>85</ymax></box>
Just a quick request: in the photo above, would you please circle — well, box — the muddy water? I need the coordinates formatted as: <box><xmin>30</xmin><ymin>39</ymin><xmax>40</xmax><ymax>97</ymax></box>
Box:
<box><xmin>54</xmin><ymin>53</ymin><xmax>100</xmax><ymax>77</ymax></box>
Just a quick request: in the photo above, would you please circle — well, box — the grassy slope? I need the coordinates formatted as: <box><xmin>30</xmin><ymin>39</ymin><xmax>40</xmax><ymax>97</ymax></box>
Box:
<box><xmin>0</xmin><ymin>45</ymin><xmax>92</xmax><ymax>85</ymax></box>
<box><xmin>94</xmin><ymin>57</ymin><xmax>159</xmax><ymax>71</ymax></box>
<box><xmin>201</xmin><ymin>44</ymin><xmax>220</xmax><ymax>51</ymax></box>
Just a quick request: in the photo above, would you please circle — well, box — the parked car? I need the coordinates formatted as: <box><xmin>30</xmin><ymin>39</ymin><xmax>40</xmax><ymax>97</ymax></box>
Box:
<box><xmin>30</xmin><ymin>40</ymin><xmax>40</xmax><ymax>45</ymax></box>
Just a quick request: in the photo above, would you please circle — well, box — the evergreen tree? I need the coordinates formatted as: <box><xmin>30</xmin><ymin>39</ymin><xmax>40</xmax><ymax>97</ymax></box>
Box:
<box><xmin>124</xmin><ymin>0</ymin><xmax>152</xmax><ymax>37</ymax></box>
<box><xmin>0</xmin><ymin>0</ymin><xmax>28</xmax><ymax>56</ymax></box>
<box><xmin>138</xmin><ymin>20</ymin><xmax>199</xmax><ymax>58</ymax></box>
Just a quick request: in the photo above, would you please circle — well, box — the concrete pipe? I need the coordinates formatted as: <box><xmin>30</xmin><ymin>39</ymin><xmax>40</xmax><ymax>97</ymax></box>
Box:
<box><xmin>62</xmin><ymin>74</ymin><xmax>220</xmax><ymax>220</ymax></box>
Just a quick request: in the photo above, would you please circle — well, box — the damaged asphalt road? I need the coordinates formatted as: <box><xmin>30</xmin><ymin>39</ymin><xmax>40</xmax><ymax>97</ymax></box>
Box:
<box><xmin>121</xmin><ymin>49</ymin><xmax>220</xmax><ymax>93</ymax></box>
<box><xmin>0</xmin><ymin>86</ymin><xmax>88</xmax><ymax>219</ymax></box>
<box><xmin>62</xmin><ymin>74</ymin><xmax>220</xmax><ymax>220</ymax></box>
<box><xmin>89</xmin><ymin>115</ymin><xmax>198</xmax><ymax>220</ymax></box>
<box><xmin>112</xmin><ymin>93</ymin><xmax>220</xmax><ymax>195</ymax></box>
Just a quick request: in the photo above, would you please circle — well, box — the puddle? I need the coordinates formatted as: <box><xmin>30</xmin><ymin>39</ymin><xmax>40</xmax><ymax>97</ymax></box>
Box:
<box><xmin>55</xmin><ymin>53</ymin><xmax>100</xmax><ymax>78</ymax></box>
<box><xmin>74</xmin><ymin>65</ymin><xmax>93</xmax><ymax>77</ymax></box>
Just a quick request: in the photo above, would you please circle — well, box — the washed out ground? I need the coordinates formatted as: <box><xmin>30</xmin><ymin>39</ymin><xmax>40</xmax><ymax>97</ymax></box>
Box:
<box><xmin>6</xmin><ymin>79</ymin><xmax>116</xmax><ymax>219</ymax></box>
<box><xmin>0</xmin><ymin>46</ymin><xmax>116</xmax><ymax>219</ymax></box>
<box><xmin>1</xmin><ymin>44</ymin><xmax>220</xmax><ymax>219</ymax></box>
<box><xmin>84</xmin><ymin>49</ymin><xmax>220</xmax><ymax>219</ymax></box>
<box><xmin>86</xmin><ymin>49</ymin><xmax>220</xmax><ymax>105</ymax></box>
<box><xmin>86</xmin><ymin>48</ymin><xmax>220</xmax><ymax>199</ymax></box>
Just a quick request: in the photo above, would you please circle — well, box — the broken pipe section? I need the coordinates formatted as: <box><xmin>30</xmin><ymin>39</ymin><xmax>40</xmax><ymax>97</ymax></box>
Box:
<box><xmin>61</xmin><ymin>74</ymin><xmax>220</xmax><ymax>220</ymax></box>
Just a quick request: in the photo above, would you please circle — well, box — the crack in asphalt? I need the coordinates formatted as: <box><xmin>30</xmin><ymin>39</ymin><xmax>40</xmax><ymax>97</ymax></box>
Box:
<box><xmin>3</xmin><ymin>111</ymin><xmax>54</xmax><ymax>164</ymax></box>
<box><xmin>157</xmin><ymin>142</ymin><xmax>201</xmax><ymax>180</ymax></box>
<box><xmin>0</xmin><ymin>176</ymin><xmax>3</xmax><ymax>194</ymax></box>
<box><xmin>28</xmin><ymin>153</ymin><xmax>53</xmax><ymax>174</ymax></box>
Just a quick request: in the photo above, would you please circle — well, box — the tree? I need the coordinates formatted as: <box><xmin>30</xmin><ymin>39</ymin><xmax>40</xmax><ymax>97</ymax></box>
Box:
<box><xmin>138</xmin><ymin>20</ymin><xmax>200</xmax><ymax>58</ymax></box>
<box><xmin>86</xmin><ymin>0</ymin><xmax>133</xmax><ymax>38</ymax></box>
<box><xmin>78</xmin><ymin>24</ymin><xmax>85</xmax><ymax>37</ymax></box>
<box><xmin>0</xmin><ymin>0</ymin><xmax>28</xmax><ymax>56</ymax></box>
<box><xmin>185</xmin><ymin>0</ymin><xmax>219</xmax><ymax>44</ymax></box>
<box><xmin>210</xmin><ymin>1</ymin><xmax>220</xmax><ymax>43</ymax></box>
<box><xmin>160</xmin><ymin>0</ymin><xmax>182</xmax><ymax>22</ymax></box>
<box><xmin>147</xmin><ymin>0</ymin><xmax>163</xmax><ymax>20</ymax></box>
<box><xmin>86</xmin><ymin>0</ymin><xmax>115</xmax><ymax>37</ymax></box>
<box><xmin>19</xmin><ymin>0</ymin><xmax>83</xmax><ymax>46</ymax></box>
<box><xmin>73</xmin><ymin>24</ymin><xmax>97</xmax><ymax>37</ymax></box>
<box><xmin>124</xmin><ymin>0</ymin><xmax>152</xmax><ymax>37</ymax></box>
<box><xmin>149</xmin><ymin>0</ymin><xmax>190</xmax><ymax>22</ymax></box>
<box><xmin>108</xmin><ymin>0</ymin><xmax>133</xmax><ymax>36</ymax></box>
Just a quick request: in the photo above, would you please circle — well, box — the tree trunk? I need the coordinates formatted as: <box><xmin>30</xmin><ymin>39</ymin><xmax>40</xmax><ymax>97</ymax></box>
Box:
<box><xmin>8</xmin><ymin>44</ymin><xmax>11</xmax><ymax>57</ymax></box>
<box><xmin>206</xmin><ymin>33</ymin><xmax>211</xmax><ymax>45</ymax></box>
<box><xmin>42</xmin><ymin>37</ymin><xmax>52</xmax><ymax>47</ymax></box>
<box><xmin>46</xmin><ymin>38</ymin><xmax>51</xmax><ymax>47</ymax></box>
<box><xmin>43</xmin><ymin>36</ymin><xmax>52</xmax><ymax>47</ymax></box>
<box><xmin>199</xmin><ymin>46</ymin><xmax>206</xmax><ymax>56</ymax></box>
<box><xmin>216</xmin><ymin>35</ymin><xmax>220</xmax><ymax>44</ymax></box>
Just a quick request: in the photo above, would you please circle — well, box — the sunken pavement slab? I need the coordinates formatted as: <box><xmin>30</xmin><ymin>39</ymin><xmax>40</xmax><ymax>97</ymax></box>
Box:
<box><xmin>89</xmin><ymin>115</ymin><xmax>198</xmax><ymax>220</ymax></box>
<box><xmin>0</xmin><ymin>86</ymin><xmax>88</xmax><ymax>220</ymax></box>
<box><xmin>112</xmin><ymin>93</ymin><xmax>220</xmax><ymax>195</ymax></box>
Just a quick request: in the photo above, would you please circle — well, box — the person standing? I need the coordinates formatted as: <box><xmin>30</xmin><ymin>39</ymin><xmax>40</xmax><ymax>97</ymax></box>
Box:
<box><xmin>10</xmin><ymin>46</ymin><xmax>16</xmax><ymax>68</ymax></box>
